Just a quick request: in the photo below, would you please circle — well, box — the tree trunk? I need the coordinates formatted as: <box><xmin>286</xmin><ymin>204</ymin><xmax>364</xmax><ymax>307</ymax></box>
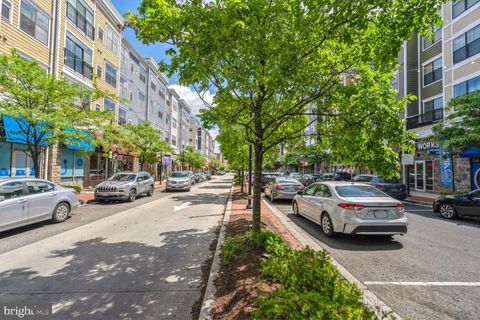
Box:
<box><xmin>252</xmin><ymin>144</ymin><xmax>263</xmax><ymax>232</ymax></box>
<box><xmin>32</xmin><ymin>151</ymin><xmax>41</xmax><ymax>179</ymax></box>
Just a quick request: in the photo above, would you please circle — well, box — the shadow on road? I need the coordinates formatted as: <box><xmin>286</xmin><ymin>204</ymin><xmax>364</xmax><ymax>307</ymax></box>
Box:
<box><xmin>170</xmin><ymin>192</ymin><xmax>229</xmax><ymax>206</ymax></box>
<box><xmin>198</xmin><ymin>185</ymin><xmax>231</xmax><ymax>190</ymax></box>
<box><xmin>406</xmin><ymin>208</ymin><xmax>480</xmax><ymax>230</ymax></box>
<box><xmin>0</xmin><ymin>228</ymin><xmax>218</xmax><ymax>320</ymax></box>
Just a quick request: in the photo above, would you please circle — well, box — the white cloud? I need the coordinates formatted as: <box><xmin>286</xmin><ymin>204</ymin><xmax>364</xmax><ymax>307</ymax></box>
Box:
<box><xmin>168</xmin><ymin>84</ymin><xmax>214</xmax><ymax>117</ymax></box>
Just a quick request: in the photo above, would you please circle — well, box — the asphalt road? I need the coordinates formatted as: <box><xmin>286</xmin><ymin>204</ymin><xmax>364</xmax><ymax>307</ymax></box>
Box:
<box><xmin>0</xmin><ymin>175</ymin><xmax>232</xmax><ymax>319</ymax></box>
<box><xmin>270</xmin><ymin>198</ymin><xmax>480</xmax><ymax>320</ymax></box>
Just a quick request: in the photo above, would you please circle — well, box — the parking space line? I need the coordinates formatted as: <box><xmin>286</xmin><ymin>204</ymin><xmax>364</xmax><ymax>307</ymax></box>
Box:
<box><xmin>364</xmin><ymin>281</ymin><xmax>480</xmax><ymax>287</ymax></box>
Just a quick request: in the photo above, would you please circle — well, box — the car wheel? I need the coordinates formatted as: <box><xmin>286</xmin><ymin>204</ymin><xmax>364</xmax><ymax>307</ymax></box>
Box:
<box><xmin>439</xmin><ymin>203</ymin><xmax>457</xmax><ymax>219</ymax></box>
<box><xmin>147</xmin><ymin>185</ymin><xmax>154</xmax><ymax>197</ymax></box>
<box><xmin>52</xmin><ymin>202</ymin><xmax>70</xmax><ymax>223</ymax></box>
<box><xmin>128</xmin><ymin>189</ymin><xmax>137</xmax><ymax>202</ymax></box>
<box><xmin>293</xmin><ymin>201</ymin><xmax>300</xmax><ymax>216</ymax></box>
<box><xmin>321</xmin><ymin>213</ymin><xmax>336</xmax><ymax>237</ymax></box>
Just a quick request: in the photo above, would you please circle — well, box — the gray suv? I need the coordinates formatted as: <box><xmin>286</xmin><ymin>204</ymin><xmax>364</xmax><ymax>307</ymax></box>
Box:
<box><xmin>166</xmin><ymin>171</ymin><xmax>195</xmax><ymax>191</ymax></box>
<box><xmin>95</xmin><ymin>172</ymin><xmax>154</xmax><ymax>202</ymax></box>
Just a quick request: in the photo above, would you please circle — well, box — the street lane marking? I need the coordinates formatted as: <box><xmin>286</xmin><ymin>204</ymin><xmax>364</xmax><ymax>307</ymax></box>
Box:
<box><xmin>174</xmin><ymin>202</ymin><xmax>193</xmax><ymax>212</ymax></box>
<box><xmin>364</xmin><ymin>281</ymin><xmax>480</xmax><ymax>287</ymax></box>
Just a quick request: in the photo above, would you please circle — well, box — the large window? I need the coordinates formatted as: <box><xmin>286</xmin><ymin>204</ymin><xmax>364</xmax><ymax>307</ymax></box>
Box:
<box><xmin>20</xmin><ymin>0</ymin><xmax>49</xmax><ymax>45</ymax></box>
<box><xmin>104</xmin><ymin>98</ymin><xmax>116</xmax><ymax>112</ymax></box>
<box><xmin>453</xmin><ymin>0</ymin><xmax>480</xmax><ymax>19</ymax></box>
<box><xmin>423</xmin><ymin>97</ymin><xmax>443</xmax><ymax>123</ymax></box>
<box><xmin>120</xmin><ymin>78</ymin><xmax>128</xmax><ymax>97</ymax></box>
<box><xmin>1</xmin><ymin>0</ymin><xmax>12</xmax><ymax>22</ymax></box>
<box><xmin>65</xmin><ymin>35</ymin><xmax>93</xmax><ymax>79</ymax></box>
<box><xmin>454</xmin><ymin>75</ymin><xmax>480</xmax><ymax>97</ymax></box>
<box><xmin>118</xmin><ymin>108</ymin><xmax>127</xmax><ymax>126</ymax></box>
<box><xmin>105</xmin><ymin>61</ymin><xmax>117</xmax><ymax>87</ymax></box>
<box><xmin>423</xmin><ymin>26</ymin><xmax>442</xmax><ymax>49</ymax></box>
<box><xmin>66</xmin><ymin>0</ymin><xmax>94</xmax><ymax>40</ymax></box>
<box><xmin>423</xmin><ymin>57</ymin><xmax>443</xmax><ymax>86</ymax></box>
<box><xmin>105</xmin><ymin>26</ymin><xmax>119</xmax><ymax>53</ymax></box>
<box><xmin>453</xmin><ymin>24</ymin><xmax>480</xmax><ymax>64</ymax></box>
<box><xmin>172</xmin><ymin>117</ymin><xmax>177</xmax><ymax>129</ymax></box>
<box><xmin>139</xmin><ymin>66</ymin><xmax>146</xmax><ymax>83</ymax></box>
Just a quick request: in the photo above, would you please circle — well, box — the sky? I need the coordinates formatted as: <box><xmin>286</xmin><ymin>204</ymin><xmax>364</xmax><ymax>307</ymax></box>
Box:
<box><xmin>111</xmin><ymin>0</ymin><xmax>219</xmax><ymax>148</ymax></box>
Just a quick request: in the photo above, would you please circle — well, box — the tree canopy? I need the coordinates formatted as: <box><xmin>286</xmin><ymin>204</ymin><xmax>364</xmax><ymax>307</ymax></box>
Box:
<box><xmin>177</xmin><ymin>146</ymin><xmax>207</xmax><ymax>170</ymax></box>
<box><xmin>129</xmin><ymin>0</ymin><xmax>444</xmax><ymax>230</ymax></box>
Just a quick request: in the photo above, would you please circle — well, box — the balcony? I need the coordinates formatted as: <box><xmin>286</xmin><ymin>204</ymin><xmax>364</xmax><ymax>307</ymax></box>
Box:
<box><xmin>406</xmin><ymin>108</ymin><xmax>443</xmax><ymax>130</ymax></box>
<box><xmin>64</xmin><ymin>48</ymin><xmax>93</xmax><ymax>80</ymax></box>
<box><xmin>66</xmin><ymin>2</ymin><xmax>95</xmax><ymax>40</ymax></box>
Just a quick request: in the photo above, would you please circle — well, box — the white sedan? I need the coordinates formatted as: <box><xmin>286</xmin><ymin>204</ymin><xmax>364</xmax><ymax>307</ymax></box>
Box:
<box><xmin>292</xmin><ymin>181</ymin><xmax>407</xmax><ymax>237</ymax></box>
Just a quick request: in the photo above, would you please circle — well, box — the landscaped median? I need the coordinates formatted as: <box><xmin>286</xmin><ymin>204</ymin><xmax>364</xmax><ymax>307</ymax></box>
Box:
<box><xmin>203</xmin><ymin>185</ymin><xmax>398</xmax><ymax>320</ymax></box>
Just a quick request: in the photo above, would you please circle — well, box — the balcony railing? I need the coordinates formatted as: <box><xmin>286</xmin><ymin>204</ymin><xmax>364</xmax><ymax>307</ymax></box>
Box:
<box><xmin>406</xmin><ymin>108</ymin><xmax>443</xmax><ymax>130</ymax></box>
<box><xmin>64</xmin><ymin>48</ymin><xmax>93</xmax><ymax>80</ymax></box>
<box><xmin>66</xmin><ymin>2</ymin><xmax>95</xmax><ymax>40</ymax></box>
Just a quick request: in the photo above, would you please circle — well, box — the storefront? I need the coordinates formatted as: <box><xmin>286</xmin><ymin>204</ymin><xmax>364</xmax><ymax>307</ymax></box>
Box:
<box><xmin>404</xmin><ymin>141</ymin><xmax>440</xmax><ymax>194</ymax></box>
<box><xmin>459</xmin><ymin>148</ymin><xmax>480</xmax><ymax>191</ymax></box>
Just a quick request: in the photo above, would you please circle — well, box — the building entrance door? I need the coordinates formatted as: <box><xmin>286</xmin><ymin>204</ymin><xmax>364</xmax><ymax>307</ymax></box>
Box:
<box><xmin>415</xmin><ymin>161</ymin><xmax>425</xmax><ymax>191</ymax></box>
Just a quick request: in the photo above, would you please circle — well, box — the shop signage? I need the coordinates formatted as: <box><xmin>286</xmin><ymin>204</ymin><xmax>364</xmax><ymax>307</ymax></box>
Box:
<box><xmin>401</xmin><ymin>154</ymin><xmax>414</xmax><ymax>165</ymax></box>
<box><xmin>439</xmin><ymin>146</ymin><xmax>454</xmax><ymax>190</ymax></box>
<box><xmin>417</xmin><ymin>141</ymin><xmax>440</xmax><ymax>156</ymax></box>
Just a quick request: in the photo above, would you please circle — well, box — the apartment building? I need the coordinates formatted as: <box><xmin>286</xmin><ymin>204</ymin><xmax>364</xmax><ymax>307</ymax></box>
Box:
<box><xmin>145</xmin><ymin>57</ymin><xmax>169</xmax><ymax>137</ymax></box>
<box><xmin>178</xmin><ymin>99</ymin><xmax>191</xmax><ymax>151</ymax></box>
<box><xmin>167</xmin><ymin>89</ymin><xmax>180</xmax><ymax>152</ymax></box>
<box><xmin>399</xmin><ymin>0</ymin><xmax>480</xmax><ymax>193</ymax></box>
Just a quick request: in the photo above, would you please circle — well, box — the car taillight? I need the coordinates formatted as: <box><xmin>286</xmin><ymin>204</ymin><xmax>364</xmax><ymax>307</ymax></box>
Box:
<box><xmin>396</xmin><ymin>203</ymin><xmax>405</xmax><ymax>210</ymax></box>
<box><xmin>375</xmin><ymin>184</ymin><xmax>385</xmax><ymax>189</ymax></box>
<box><xmin>298</xmin><ymin>186</ymin><xmax>305</xmax><ymax>190</ymax></box>
<box><xmin>338</xmin><ymin>203</ymin><xmax>365</xmax><ymax>210</ymax></box>
<box><xmin>275</xmin><ymin>185</ymin><xmax>283</xmax><ymax>190</ymax></box>
<box><xmin>72</xmin><ymin>191</ymin><xmax>79</xmax><ymax>196</ymax></box>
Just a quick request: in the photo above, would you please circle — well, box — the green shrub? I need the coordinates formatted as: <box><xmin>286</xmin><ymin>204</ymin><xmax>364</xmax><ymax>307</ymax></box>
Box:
<box><xmin>248</xmin><ymin>230</ymin><xmax>282</xmax><ymax>249</ymax></box>
<box><xmin>440</xmin><ymin>190</ymin><xmax>467</xmax><ymax>196</ymax></box>
<box><xmin>223</xmin><ymin>234</ymin><xmax>249</xmax><ymax>266</ymax></box>
<box><xmin>63</xmin><ymin>184</ymin><xmax>82</xmax><ymax>193</ymax></box>
<box><xmin>253</xmin><ymin>239</ymin><xmax>379</xmax><ymax>320</ymax></box>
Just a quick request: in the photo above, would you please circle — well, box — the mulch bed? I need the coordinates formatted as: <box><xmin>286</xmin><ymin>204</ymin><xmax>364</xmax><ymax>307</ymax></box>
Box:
<box><xmin>210</xmin><ymin>186</ymin><xmax>302</xmax><ymax>319</ymax></box>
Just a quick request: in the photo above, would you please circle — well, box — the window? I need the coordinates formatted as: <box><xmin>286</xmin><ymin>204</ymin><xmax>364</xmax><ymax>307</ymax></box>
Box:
<box><xmin>423</xmin><ymin>57</ymin><xmax>442</xmax><ymax>86</ymax></box>
<box><xmin>151</xmin><ymin>82</ymin><xmax>157</xmax><ymax>91</ymax></box>
<box><xmin>139</xmin><ymin>92</ymin><xmax>145</xmax><ymax>105</ymax></box>
<box><xmin>98</xmin><ymin>27</ymin><xmax>104</xmax><ymax>42</ymax></box>
<box><xmin>423</xmin><ymin>97</ymin><xmax>443</xmax><ymax>122</ymax></box>
<box><xmin>121</xmin><ymin>47</ymin><xmax>128</xmax><ymax>65</ymax></box>
<box><xmin>139</xmin><ymin>66</ymin><xmax>146</xmax><ymax>83</ymax></box>
<box><xmin>0</xmin><ymin>181</ymin><xmax>24</xmax><ymax>199</ymax></box>
<box><xmin>172</xmin><ymin>117</ymin><xmax>177</xmax><ymax>128</ymax></box>
<box><xmin>454</xmin><ymin>75</ymin><xmax>480</xmax><ymax>98</ymax></box>
<box><xmin>65</xmin><ymin>35</ymin><xmax>93</xmax><ymax>79</ymax></box>
<box><xmin>453</xmin><ymin>0</ymin><xmax>480</xmax><ymax>19</ymax></box>
<box><xmin>129</xmin><ymin>92</ymin><xmax>133</xmax><ymax>102</ymax></box>
<box><xmin>118</xmin><ymin>108</ymin><xmax>127</xmax><ymax>126</ymax></box>
<box><xmin>104</xmin><ymin>98</ymin><xmax>116</xmax><ymax>112</ymax></box>
<box><xmin>66</xmin><ymin>0</ymin><xmax>94</xmax><ymax>39</ymax></box>
<box><xmin>120</xmin><ymin>77</ymin><xmax>128</xmax><ymax>97</ymax></box>
<box><xmin>96</xmin><ymin>65</ymin><xmax>102</xmax><ymax>79</ymax></box>
<box><xmin>172</xmin><ymin>99</ymin><xmax>178</xmax><ymax>112</ymax></box>
<box><xmin>105</xmin><ymin>61</ymin><xmax>117</xmax><ymax>87</ymax></box>
<box><xmin>26</xmin><ymin>181</ymin><xmax>55</xmax><ymax>194</ymax></box>
<box><xmin>158</xmin><ymin>111</ymin><xmax>163</xmax><ymax>119</ymax></box>
<box><xmin>95</xmin><ymin>104</ymin><xmax>101</xmax><ymax>111</ymax></box>
<box><xmin>391</xmin><ymin>72</ymin><xmax>399</xmax><ymax>91</ymax></box>
<box><xmin>423</xmin><ymin>26</ymin><xmax>442</xmax><ymax>49</ymax></box>
<box><xmin>303</xmin><ymin>185</ymin><xmax>317</xmax><ymax>196</ymax></box>
<box><xmin>20</xmin><ymin>0</ymin><xmax>50</xmax><ymax>45</ymax></box>
<box><xmin>1</xmin><ymin>0</ymin><xmax>12</xmax><ymax>22</ymax></box>
<box><xmin>453</xmin><ymin>24</ymin><xmax>480</xmax><ymax>64</ymax></box>
<box><xmin>105</xmin><ymin>26</ymin><xmax>119</xmax><ymax>53</ymax></box>
<box><xmin>172</xmin><ymin>135</ymin><xmax>177</xmax><ymax>146</ymax></box>
<box><xmin>335</xmin><ymin>185</ymin><xmax>387</xmax><ymax>197</ymax></box>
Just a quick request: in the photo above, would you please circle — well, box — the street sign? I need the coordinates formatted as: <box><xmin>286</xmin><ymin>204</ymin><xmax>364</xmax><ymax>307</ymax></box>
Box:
<box><xmin>401</xmin><ymin>154</ymin><xmax>414</xmax><ymax>165</ymax></box>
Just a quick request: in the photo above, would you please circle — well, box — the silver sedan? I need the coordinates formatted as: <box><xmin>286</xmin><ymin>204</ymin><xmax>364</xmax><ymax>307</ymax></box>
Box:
<box><xmin>265</xmin><ymin>177</ymin><xmax>305</xmax><ymax>202</ymax></box>
<box><xmin>292</xmin><ymin>181</ymin><xmax>407</xmax><ymax>237</ymax></box>
<box><xmin>0</xmin><ymin>179</ymin><xmax>80</xmax><ymax>233</ymax></box>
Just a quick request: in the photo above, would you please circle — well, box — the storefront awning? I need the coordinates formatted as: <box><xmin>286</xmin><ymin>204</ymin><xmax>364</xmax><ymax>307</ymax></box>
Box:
<box><xmin>1</xmin><ymin>115</ymin><xmax>94</xmax><ymax>151</ymax></box>
<box><xmin>459</xmin><ymin>147</ymin><xmax>480</xmax><ymax>158</ymax></box>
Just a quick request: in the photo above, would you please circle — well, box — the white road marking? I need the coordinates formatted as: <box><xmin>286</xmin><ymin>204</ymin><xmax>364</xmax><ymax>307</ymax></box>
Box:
<box><xmin>364</xmin><ymin>281</ymin><xmax>480</xmax><ymax>287</ymax></box>
<box><xmin>174</xmin><ymin>202</ymin><xmax>193</xmax><ymax>212</ymax></box>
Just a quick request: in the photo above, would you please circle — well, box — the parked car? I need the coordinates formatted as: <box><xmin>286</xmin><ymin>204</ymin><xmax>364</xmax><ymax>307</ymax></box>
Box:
<box><xmin>319</xmin><ymin>173</ymin><xmax>337</xmax><ymax>181</ymax></box>
<box><xmin>200</xmin><ymin>173</ymin><xmax>207</xmax><ymax>181</ymax></box>
<box><xmin>292</xmin><ymin>182</ymin><xmax>407</xmax><ymax>237</ymax></box>
<box><xmin>433</xmin><ymin>189</ymin><xmax>480</xmax><ymax>219</ymax></box>
<box><xmin>352</xmin><ymin>174</ymin><xmax>407</xmax><ymax>200</ymax></box>
<box><xmin>193</xmin><ymin>173</ymin><xmax>202</xmax><ymax>183</ymax></box>
<box><xmin>335</xmin><ymin>172</ymin><xmax>353</xmax><ymax>181</ymax></box>
<box><xmin>166</xmin><ymin>171</ymin><xmax>195</xmax><ymax>192</ymax></box>
<box><xmin>265</xmin><ymin>177</ymin><xmax>305</xmax><ymax>202</ymax></box>
<box><xmin>0</xmin><ymin>179</ymin><xmax>80</xmax><ymax>233</ymax></box>
<box><xmin>261</xmin><ymin>172</ymin><xmax>283</xmax><ymax>190</ymax></box>
<box><xmin>95</xmin><ymin>172</ymin><xmax>154</xmax><ymax>202</ymax></box>
<box><xmin>204</xmin><ymin>171</ymin><xmax>212</xmax><ymax>180</ymax></box>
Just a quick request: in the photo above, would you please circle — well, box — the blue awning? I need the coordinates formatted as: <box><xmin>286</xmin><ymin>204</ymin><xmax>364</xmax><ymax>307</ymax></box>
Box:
<box><xmin>2</xmin><ymin>115</ymin><xmax>94</xmax><ymax>151</ymax></box>
<box><xmin>459</xmin><ymin>147</ymin><xmax>480</xmax><ymax>158</ymax></box>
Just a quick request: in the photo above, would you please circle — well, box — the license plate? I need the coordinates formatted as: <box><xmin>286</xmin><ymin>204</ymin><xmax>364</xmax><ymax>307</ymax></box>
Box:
<box><xmin>284</xmin><ymin>188</ymin><xmax>296</xmax><ymax>192</ymax></box>
<box><xmin>374</xmin><ymin>210</ymin><xmax>388</xmax><ymax>218</ymax></box>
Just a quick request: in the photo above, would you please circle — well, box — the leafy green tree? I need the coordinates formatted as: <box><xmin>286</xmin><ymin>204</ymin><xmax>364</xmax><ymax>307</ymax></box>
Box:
<box><xmin>433</xmin><ymin>91</ymin><xmax>480</xmax><ymax>149</ymax></box>
<box><xmin>209</xmin><ymin>158</ymin><xmax>225</xmax><ymax>174</ymax></box>
<box><xmin>124</xmin><ymin>121</ymin><xmax>172</xmax><ymax>170</ymax></box>
<box><xmin>129</xmin><ymin>0</ymin><xmax>442</xmax><ymax>231</ymax></box>
<box><xmin>0</xmin><ymin>50</ymin><xmax>113</xmax><ymax>178</ymax></box>
<box><xmin>177</xmin><ymin>146</ymin><xmax>206</xmax><ymax>170</ymax></box>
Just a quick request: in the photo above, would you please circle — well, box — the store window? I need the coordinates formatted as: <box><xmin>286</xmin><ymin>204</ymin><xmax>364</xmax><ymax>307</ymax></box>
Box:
<box><xmin>0</xmin><ymin>142</ymin><xmax>12</xmax><ymax>177</ymax></box>
<box><xmin>89</xmin><ymin>151</ymin><xmax>107</xmax><ymax>181</ymax></box>
<box><xmin>60</xmin><ymin>148</ymin><xmax>85</xmax><ymax>182</ymax></box>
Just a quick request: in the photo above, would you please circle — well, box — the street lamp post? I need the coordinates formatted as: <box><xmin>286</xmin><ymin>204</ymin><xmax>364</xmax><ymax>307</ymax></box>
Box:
<box><xmin>246</xmin><ymin>143</ymin><xmax>253</xmax><ymax>209</ymax></box>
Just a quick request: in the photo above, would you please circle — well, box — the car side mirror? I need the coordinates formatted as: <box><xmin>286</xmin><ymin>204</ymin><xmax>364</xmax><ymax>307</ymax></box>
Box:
<box><xmin>297</xmin><ymin>190</ymin><xmax>303</xmax><ymax>196</ymax></box>
<box><xmin>0</xmin><ymin>196</ymin><xmax>5</xmax><ymax>202</ymax></box>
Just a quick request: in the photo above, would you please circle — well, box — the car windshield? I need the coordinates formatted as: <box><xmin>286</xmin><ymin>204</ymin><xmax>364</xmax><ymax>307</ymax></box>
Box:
<box><xmin>171</xmin><ymin>172</ymin><xmax>189</xmax><ymax>178</ymax></box>
<box><xmin>335</xmin><ymin>185</ymin><xmax>387</xmax><ymax>197</ymax></box>
<box><xmin>109</xmin><ymin>174</ymin><xmax>136</xmax><ymax>182</ymax></box>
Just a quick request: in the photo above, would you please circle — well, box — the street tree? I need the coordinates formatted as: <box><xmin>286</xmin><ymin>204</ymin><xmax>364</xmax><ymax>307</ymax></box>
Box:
<box><xmin>129</xmin><ymin>0</ymin><xmax>443</xmax><ymax>231</ymax></box>
<box><xmin>0</xmin><ymin>50</ymin><xmax>113</xmax><ymax>178</ymax></box>
<box><xmin>125</xmin><ymin>121</ymin><xmax>173</xmax><ymax>170</ymax></box>
<box><xmin>433</xmin><ymin>91</ymin><xmax>480</xmax><ymax>150</ymax></box>
<box><xmin>177</xmin><ymin>146</ymin><xmax>206</xmax><ymax>170</ymax></box>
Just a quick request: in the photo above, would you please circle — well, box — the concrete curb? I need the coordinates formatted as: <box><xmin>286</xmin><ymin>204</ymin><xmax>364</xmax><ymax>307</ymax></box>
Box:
<box><xmin>198</xmin><ymin>183</ymin><xmax>234</xmax><ymax>320</ymax></box>
<box><xmin>262</xmin><ymin>199</ymin><xmax>402</xmax><ymax>319</ymax></box>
